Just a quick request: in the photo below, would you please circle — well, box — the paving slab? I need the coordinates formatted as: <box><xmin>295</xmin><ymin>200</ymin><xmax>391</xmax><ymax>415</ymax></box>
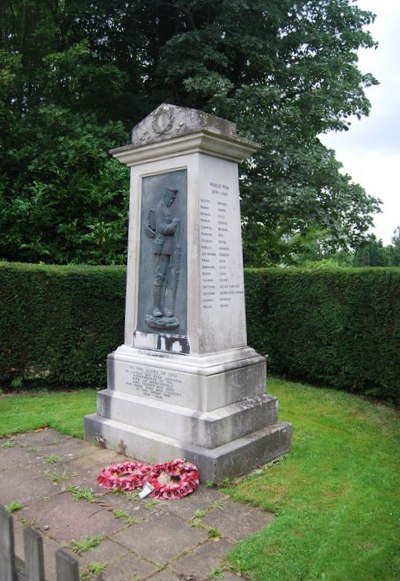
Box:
<box><xmin>0</xmin><ymin>465</ymin><xmax>62</xmax><ymax>506</ymax></box>
<box><xmin>76</xmin><ymin>538</ymin><xmax>131</xmax><ymax>568</ymax></box>
<box><xmin>113</xmin><ymin>512</ymin><xmax>208</xmax><ymax>567</ymax></box>
<box><xmin>16</xmin><ymin>492</ymin><xmax>125</xmax><ymax>543</ymax></box>
<box><xmin>171</xmin><ymin>538</ymin><xmax>235</xmax><ymax>579</ymax></box>
<box><xmin>93</xmin><ymin>552</ymin><xmax>160</xmax><ymax>581</ymax></box>
<box><xmin>12</xmin><ymin>429</ymin><xmax>67</xmax><ymax>448</ymax></box>
<box><xmin>44</xmin><ymin>461</ymin><xmax>109</xmax><ymax>496</ymax></box>
<box><xmin>202</xmin><ymin>498</ymin><xmax>274</xmax><ymax>541</ymax></box>
<box><xmin>0</xmin><ymin>439</ymin><xmax>47</xmax><ymax>472</ymax></box>
<box><xmin>1</xmin><ymin>430</ymin><xmax>275</xmax><ymax>581</ymax></box>
<box><xmin>160</xmin><ymin>487</ymin><xmax>229</xmax><ymax>522</ymax></box>
<box><xmin>67</xmin><ymin>446</ymin><xmax>125</xmax><ymax>469</ymax></box>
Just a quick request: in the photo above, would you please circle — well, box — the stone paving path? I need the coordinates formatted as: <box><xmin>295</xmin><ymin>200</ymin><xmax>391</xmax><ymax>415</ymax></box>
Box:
<box><xmin>0</xmin><ymin>430</ymin><xmax>273</xmax><ymax>580</ymax></box>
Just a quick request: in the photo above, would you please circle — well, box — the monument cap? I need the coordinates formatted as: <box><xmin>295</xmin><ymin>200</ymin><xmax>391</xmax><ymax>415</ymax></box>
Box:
<box><xmin>131</xmin><ymin>103</ymin><xmax>238</xmax><ymax>147</ymax></box>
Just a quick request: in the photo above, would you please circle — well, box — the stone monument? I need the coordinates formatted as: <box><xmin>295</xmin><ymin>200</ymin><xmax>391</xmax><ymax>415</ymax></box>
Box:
<box><xmin>84</xmin><ymin>104</ymin><xmax>291</xmax><ymax>482</ymax></box>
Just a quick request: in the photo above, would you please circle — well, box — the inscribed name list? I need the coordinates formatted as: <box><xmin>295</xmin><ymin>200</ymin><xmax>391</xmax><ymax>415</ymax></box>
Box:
<box><xmin>199</xmin><ymin>174</ymin><xmax>246</xmax><ymax>351</ymax></box>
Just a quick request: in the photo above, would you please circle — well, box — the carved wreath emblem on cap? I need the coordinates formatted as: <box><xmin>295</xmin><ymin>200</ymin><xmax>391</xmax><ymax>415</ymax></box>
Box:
<box><xmin>152</xmin><ymin>106</ymin><xmax>174</xmax><ymax>135</ymax></box>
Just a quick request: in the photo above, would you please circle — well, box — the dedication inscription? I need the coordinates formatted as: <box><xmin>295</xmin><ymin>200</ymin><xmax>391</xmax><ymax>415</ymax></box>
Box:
<box><xmin>125</xmin><ymin>364</ymin><xmax>183</xmax><ymax>402</ymax></box>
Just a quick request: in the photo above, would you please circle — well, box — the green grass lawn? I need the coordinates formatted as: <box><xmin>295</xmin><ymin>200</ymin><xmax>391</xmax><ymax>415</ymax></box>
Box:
<box><xmin>0</xmin><ymin>388</ymin><xmax>96</xmax><ymax>438</ymax></box>
<box><xmin>1</xmin><ymin>379</ymin><xmax>399</xmax><ymax>580</ymax></box>
<box><xmin>225</xmin><ymin>378</ymin><xmax>400</xmax><ymax>581</ymax></box>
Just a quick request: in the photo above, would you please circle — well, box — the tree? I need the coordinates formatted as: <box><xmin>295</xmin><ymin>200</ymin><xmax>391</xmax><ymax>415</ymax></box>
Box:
<box><xmin>148</xmin><ymin>0</ymin><xmax>381</xmax><ymax>263</ymax></box>
<box><xmin>388</xmin><ymin>227</ymin><xmax>400</xmax><ymax>266</ymax></box>
<box><xmin>0</xmin><ymin>105</ymin><xmax>129</xmax><ymax>263</ymax></box>
<box><xmin>0</xmin><ymin>1</ymin><xmax>130</xmax><ymax>263</ymax></box>
<box><xmin>352</xmin><ymin>227</ymin><xmax>400</xmax><ymax>268</ymax></box>
<box><xmin>353</xmin><ymin>235</ymin><xmax>389</xmax><ymax>267</ymax></box>
<box><xmin>0</xmin><ymin>0</ymin><xmax>381</xmax><ymax>265</ymax></box>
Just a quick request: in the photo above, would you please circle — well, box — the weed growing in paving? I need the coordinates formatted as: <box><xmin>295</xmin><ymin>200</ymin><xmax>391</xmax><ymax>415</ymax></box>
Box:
<box><xmin>211</xmin><ymin>499</ymin><xmax>225</xmax><ymax>511</ymax></box>
<box><xmin>189</xmin><ymin>501</ymin><xmax>225</xmax><ymax>529</ymax></box>
<box><xmin>209</xmin><ymin>567</ymin><xmax>226</xmax><ymax>578</ymax></box>
<box><xmin>208</xmin><ymin>527</ymin><xmax>222</xmax><ymax>540</ymax></box>
<box><xmin>67</xmin><ymin>484</ymin><xmax>96</xmax><ymax>503</ymax></box>
<box><xmin>113</xmin><ymin>509</ymin><xmax>142</xmax><ymax>526</ymax></box>
<box><xmin>80</xmin><ymin>562</ymin><xmax>107</xmax><ymax>580</ymax></box>
<box><xmin>67</xmin><ymin>535</ymin><xmax>104</xmax><ymax>556</ymax></box>
<box><xmin>185</xmin><ymin>493</ymin><xmax>224</xmax><ymax>538</ymax></box>
<box><xmin>143</xmin><ymin>499</ymin><xmax>158</xmax><ymax>511</ymax></box>
<box><xmin>44</xmin><ymin>454</ymin><xmax>62</xmax><ymax>465</ymax></box>
<box><xmin>44</xmin><ymin>469</ymin><xmax>76</xmax><ymax>487</ymax></box>
<box><xmin>190</xmin><ymin>509</ymin><xmax>207</xmax><ymax>528</ymax></box>
<box><xmin>20</xmin><ymin>518</ymin><xmax>37</xmax><ymax>527</ymax></box>
<box><xmin>5</xmin><ymin>501</ymin><xmax>23</xmax><ymax>513</ymax></box>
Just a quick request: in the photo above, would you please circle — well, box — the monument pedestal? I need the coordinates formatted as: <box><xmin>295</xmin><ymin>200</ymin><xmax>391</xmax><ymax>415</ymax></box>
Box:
<box><xmin>84</xmin><ymin>104</ymin><xmax>291</xmax><ymax>482</ymax></box>
<box><xmin>85</xmin><ymin>345</ymin><xmax>291</xmax><ymax>482</ymax></box>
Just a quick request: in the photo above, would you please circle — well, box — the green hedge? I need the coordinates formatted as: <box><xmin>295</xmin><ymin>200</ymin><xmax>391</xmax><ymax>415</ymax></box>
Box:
<box><xmin>245</xmin><ymin>268</ymin><xmax>400</xmax><ymax>402</ymax></box>
<box><xmin>0</xmin><ymin>262</ymin><xmax>125</xmax><ymax>387</ymax></box>
<box><xmin>1</xmin><ymin>262</ymin><xmax>399</xmax><ymax>402</ymax></box>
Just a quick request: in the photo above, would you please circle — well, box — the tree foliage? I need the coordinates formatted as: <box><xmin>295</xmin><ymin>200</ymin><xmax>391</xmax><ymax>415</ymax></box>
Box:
<box><xmin>0</xmin><ymin>0</ymin><xmax>381</xmax><ymax>265</ymax></box>
<box><xmin>353</xmin><ymin>228</ymin><xmax>400</xmax><ymax>267</ymax></box>
<box><xmin>1</xmin><ymin>105</ymin><xmax>128</xmax><ymax>263</ymax></box>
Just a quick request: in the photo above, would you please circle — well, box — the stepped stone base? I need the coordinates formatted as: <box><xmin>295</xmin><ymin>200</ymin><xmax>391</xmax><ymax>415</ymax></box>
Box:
<box><xmin>84</xmin><ymin>415</ymin><xmax>291</xmax><ymax>483</ymax></box>
<box><xmin>84</xmin><ymin>345</ymin><xmax>292</xmax><ymax>483</ymax></box>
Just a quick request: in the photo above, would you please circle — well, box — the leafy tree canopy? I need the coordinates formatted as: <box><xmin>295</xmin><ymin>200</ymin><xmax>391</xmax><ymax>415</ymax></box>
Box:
<box><xmin>0</xmin><ymin>0</ymin><xmax>381</xmax><ymax>265</ymax></box>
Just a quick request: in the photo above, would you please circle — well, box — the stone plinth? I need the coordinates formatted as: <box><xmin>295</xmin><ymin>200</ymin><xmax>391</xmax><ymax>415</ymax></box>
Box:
<box><xmin>84</xmin><ymin>104</ymin><xmax>291</xmax><ymax>482</ymax></box>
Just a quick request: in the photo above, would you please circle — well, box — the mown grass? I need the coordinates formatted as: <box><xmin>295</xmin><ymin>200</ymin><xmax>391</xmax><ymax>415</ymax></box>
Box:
<box><xmin>224</xmin><ymin>378</ymin><xmax>400</xmax><ymax>581</ymax></box>
<box><xmin>0</xmin><ymin>388</ymin><xmax>96</xmax><ymax>438</ymax></box>
<box><xmin>0</xmin><ymin>379</ymin><xmax>399</xmax><ymax>580</ymax></box>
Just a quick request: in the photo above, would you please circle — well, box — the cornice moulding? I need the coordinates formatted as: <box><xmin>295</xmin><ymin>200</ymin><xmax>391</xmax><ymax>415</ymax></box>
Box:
<box><xmin>110</xmin><ymin>130</ymin><xmax>260</xmax><ymax>166</ymax></box>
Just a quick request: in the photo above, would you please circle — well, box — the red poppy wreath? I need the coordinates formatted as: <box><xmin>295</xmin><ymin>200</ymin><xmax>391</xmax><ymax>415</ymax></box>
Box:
<box><xmin>97</xmin><ymin>458</ymin><xmax>199</xmax><ymax>499</ymax></box>
<box><xmin>97</xmin><ymin>461</ymin><xmax>153</xmax><ymax>492</ymax></box>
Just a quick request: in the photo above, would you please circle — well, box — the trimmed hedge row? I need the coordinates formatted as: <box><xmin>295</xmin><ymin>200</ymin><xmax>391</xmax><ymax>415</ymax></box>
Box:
<box><xmin>0</xmin><ymin>262</ymin><xmax>125</xmax><ymax>387</ymax></box>
<box><xmin>245</xmin><ymin>268</ymin><xmax>400</xmax><ymax>402</ymax></box>
<box><xmin>1</xmin><ymin>262</ymin><xmax>399</xmax><ymax>402</ymax></box>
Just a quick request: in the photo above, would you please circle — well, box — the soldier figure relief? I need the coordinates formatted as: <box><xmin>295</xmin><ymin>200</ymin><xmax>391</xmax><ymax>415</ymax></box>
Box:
<box><xmin>144</xmin><ymin>187</ymin><xmax>181</xmax><ymax>330</ymax></box>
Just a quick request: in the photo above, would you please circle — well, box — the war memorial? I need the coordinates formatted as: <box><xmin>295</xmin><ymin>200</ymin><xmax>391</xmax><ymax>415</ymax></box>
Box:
<box><xmin>84</xmin><ymin>104</ymin><xmax>291</xmax><ymax>482</ymax></box>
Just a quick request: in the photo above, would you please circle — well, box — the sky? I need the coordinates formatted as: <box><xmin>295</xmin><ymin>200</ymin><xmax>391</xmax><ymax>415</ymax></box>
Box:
<box><xmin>321</xmin><ymin>0</ymin><xmax>400</xmax><ymax>244</ymax></box>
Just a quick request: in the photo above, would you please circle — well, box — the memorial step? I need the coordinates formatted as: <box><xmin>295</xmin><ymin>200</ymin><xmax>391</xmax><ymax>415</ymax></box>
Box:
<box><xmin>96</xmin><ymin>388</ymin><xmax>279</xmax><ymax>449</ymax></box>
